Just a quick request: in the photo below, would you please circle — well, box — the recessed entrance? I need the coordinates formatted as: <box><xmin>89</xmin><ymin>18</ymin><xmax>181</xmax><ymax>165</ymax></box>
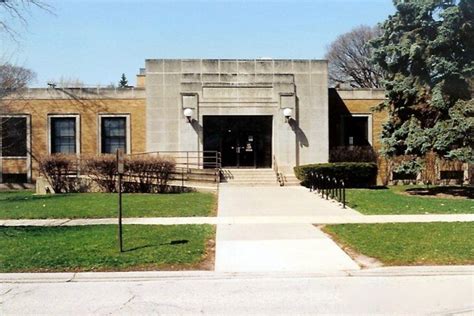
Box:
<box><xmin>203</xmin><ymin>116</ymin><xmax>272</xmax><ymax>168</ymax></box>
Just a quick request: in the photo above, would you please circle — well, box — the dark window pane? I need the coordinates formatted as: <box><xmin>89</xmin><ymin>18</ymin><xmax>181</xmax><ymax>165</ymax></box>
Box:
<box><xmin>1</xmin><ymin>117</ymin><xmax>27</xmax><ymax>157</ymax></box>
<box><xmin>51</xmin><ymin>118</ymin><xmax>76</xmax><ymax>154</ymax></box>
<box><xmin>1</xmin><ymin>173</ymin><xmax>27</xmax><ymax>183</ymax></box>
<box><xmin>101</xmin><ymin>117</ymin><xmax>126</xmax><ymax>153</ymax></box>
<box><xmin>344</xmin><ymin>116</ymin><xmax>369</xmax><ymax>146</ymax></box>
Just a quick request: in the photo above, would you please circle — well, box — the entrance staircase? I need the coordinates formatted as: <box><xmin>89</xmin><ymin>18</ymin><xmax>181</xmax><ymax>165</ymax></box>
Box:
<box><xmin>221</xmin><ymin>169</ymin><xmax>300</xmax><ymax>186</ymax></box>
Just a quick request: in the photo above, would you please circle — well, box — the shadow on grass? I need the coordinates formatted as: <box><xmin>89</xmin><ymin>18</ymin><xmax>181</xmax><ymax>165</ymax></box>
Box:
<box><xmin>0</xmin><ymin>193</ymin><xmax>73</xmax><ymax>203</ymax></box>
<box><xmin>124</xmin><ymin>240</ymin><xmax>189</xmax><ymax>253</ymax></box>
<box><xmin>348</xmin><ymin>186</ymin><xmax>389</xmax><ymax>190</ymax></box>
<box><xmin>405</xmin><ymin>186</ymin><xmax>473</xmax><ymax>199</ymax></box>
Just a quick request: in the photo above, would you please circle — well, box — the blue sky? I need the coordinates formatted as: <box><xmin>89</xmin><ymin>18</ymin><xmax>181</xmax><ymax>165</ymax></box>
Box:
<box><xmin>3</xmin><ymin>0</ymin><xmax>395</xmax><ymax>87</ymax></box>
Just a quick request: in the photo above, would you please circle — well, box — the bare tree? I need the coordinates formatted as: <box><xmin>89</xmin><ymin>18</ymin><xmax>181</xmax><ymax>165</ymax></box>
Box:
<box><xmin>0</xmin><ymin>1</ymin><xmax>52</xmax><ymax>183</ymax></box>
<box><xmin>325</xmin><ymin>25</ymin><xmax>385</xmax><ymax>88</ymax></box>
<box><xmin>0</xmin><ymin>0</ymin><xmax>52</xmax><ymax>38</ymax></box>
<box><xmin>0</xmin><ymin>64</ymin><xmax>35</xmax><ymax>94</ymax></box>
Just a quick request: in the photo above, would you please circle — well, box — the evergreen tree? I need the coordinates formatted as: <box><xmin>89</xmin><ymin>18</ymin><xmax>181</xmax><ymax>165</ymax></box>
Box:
<box><xmin>118</xmin><ymin>73</ymin><xmax>128</xmax><ymax>88</ymax></box>
<box><xmin>371</xmin><ymin>0</ymin><xmax>474</xmax><ymax>167</ymax></box>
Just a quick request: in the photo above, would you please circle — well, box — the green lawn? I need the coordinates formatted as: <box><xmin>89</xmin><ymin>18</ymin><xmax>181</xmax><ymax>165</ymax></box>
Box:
<box><xmin>0</xmin><ymin>191</ymin><xmax>216</xmax><ymax>219</ymax></box>
<box><xmin>324</xmin><ymin>222</ymin><xmax>474</xmax><ymax>266</ymax></box>
<box><xmin>347</xmin><ymin>186</ymin><xmax>474</xmax><ymax>214</ymax></box>
<box><xmin>0</xmin><ymin>225</ymin><xmax>214</xmax><ymax>272</ymax></box>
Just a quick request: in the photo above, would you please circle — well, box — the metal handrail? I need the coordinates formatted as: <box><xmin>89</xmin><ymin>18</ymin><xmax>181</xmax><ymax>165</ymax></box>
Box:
<box><xmin>130</xmin><ymin>150</ymin><xmax>222</xmax><ymax>170</ymax></box>
<box><xmin>308</xmin><ymin>171</ymin><xmax>346</xmax><ymax>208</ymax></box>
<box><xmin>68</xmin><ymin>150</ymin><xmax>222</xmax><ymax>191</ymax></box>
<box><xmin>273</xmin><ymin>155</ymin><xmax>284</xmax><ymax>186</ymax></box>
<box><xmin>129</xmin><ymin>151</ymin><xmax>222</xmax><ymax>189</ymax></box>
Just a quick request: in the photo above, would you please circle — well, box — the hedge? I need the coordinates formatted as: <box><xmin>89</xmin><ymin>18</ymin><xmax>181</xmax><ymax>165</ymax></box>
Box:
<box><xmin>294</xmin><ymin>162</ymin><xmax>377</xmax><ymax>188</ymax></box>
<box><xmin>39</xmin><ymin>154</ymin><xmax>176</xmax><ymax>193</ymax></box>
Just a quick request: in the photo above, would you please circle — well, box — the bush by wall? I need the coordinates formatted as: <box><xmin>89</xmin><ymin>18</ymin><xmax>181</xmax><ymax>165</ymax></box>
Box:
<box><xmin>38</xmin><ymin>154</ymin><xmax>77</xmax><ymax>193</ymax></box>
<box><xmin>82</xmin><ymin>155</ymin><xmax>176</xmax><ymax>193</ymax></box>
<box><xmin>294</xmin><ymin>162</ymin><xmax>377</xmax><ymax>188</ymax></box>
<box><xmin>329</xmin><ymin>146</ymin><xmax>377</xmax><ymax>163</ymax></box>
<box><xmin>126</xmin><ymin>156</ymin><xmax>175</xmax><ymax>193</ymax></box>
<box><xmin>82</xmin><ymin>155</ymin><xmax>118</xmax><ymax>192</ymax></box>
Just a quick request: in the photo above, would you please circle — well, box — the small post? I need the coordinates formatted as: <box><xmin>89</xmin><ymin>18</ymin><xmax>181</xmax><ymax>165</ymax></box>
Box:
<box><xmin>332</xmin><ymin>178</ymin><xmax>335</xmax><ymax>199</ymax></box>
<box><xmin>342</xmin><ymin>180</ymin><xmax>346</xmax><ymax>209</ymax></box>
<box><xmin>326</xmin><ymin>176</ymin><xmax>330</xmax><ymax>200</ymax></box>
<box><xmin>186</xmin><ymin>151</ymin><xmax>189</xmax><ymax>172</ymax></box>
<box><xmin>318</xmin><ymin>174</ymin><xmax>322</xmax><ymax>195</ymax></box>
<box><xmin>181</xmin><ymin>168</ymin><xmax>185</xmax><ymax>193</ymax></box>
<box><xmin>337</xmin><ymin>180</ymin><xmax>342</xmax><ymax>202</ymax></box>
<box><xmin>116</xmin><ymin>149</ymin><xmax>124</xmax><ymax>253</ymax></box>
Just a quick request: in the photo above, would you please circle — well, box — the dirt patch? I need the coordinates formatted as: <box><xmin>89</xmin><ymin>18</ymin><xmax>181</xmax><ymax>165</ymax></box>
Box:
<box><xmin>400</xmin><ymin>186</ymin><xmax>473</xmax><ymax>200</ymax></box>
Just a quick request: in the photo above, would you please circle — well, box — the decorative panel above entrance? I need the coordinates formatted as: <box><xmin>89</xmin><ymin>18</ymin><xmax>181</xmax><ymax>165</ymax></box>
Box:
<box><xmin>203</xmin><ymin>86</ymin><xmax>273</xmax><ymax>100</ymax></box>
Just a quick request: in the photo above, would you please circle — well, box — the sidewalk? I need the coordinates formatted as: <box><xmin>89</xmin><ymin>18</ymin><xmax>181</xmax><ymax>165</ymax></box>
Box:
<box><xmin>1</xmin><ymin>214</ymin><xmax>472</xmax><ymax>226</ymax></box>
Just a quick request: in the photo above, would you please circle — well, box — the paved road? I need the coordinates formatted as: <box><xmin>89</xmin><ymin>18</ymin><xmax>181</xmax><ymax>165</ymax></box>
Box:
<box><xmin>1</xmin><ymin>271</ymin><xmax>473</xmax><ymax>315</ymax></box>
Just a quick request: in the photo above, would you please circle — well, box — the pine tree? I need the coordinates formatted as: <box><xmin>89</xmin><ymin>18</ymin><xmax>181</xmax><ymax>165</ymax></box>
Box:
<box><xmin>371</xmin><ymin>0</ymin><xmax>474</xmax><ymax>167</ymax></box>
<box><xmin>118</xmin><ymin>73</ymin><xmax>128</xmax><ymax>88</ymax></box>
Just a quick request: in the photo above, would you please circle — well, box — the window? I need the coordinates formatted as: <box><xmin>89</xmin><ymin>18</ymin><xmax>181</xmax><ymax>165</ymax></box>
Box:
<box><xmin>1</xmin><ymin>117</ymin><xmax>27</xmax><ymax>157</ymax></box>
<box><xmin>50</xmin><ymin>117</ymin><xmax>77</xmax><ymax>154</ymax></box>
<box><xmin>101</xmin><ymin>116</ymin><xmax>128</xmax><ymax>154</ymax></box>
<box><xmin>343</xmin><ymin>115</ymin><xmax>372</xmax><ymax>146</ymax></box>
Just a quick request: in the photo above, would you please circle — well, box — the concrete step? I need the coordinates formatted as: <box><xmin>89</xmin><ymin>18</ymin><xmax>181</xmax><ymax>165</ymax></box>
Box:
<box><xmin>223</xmin><ymin>173</ymin><xmax>275</xmax><ymax>177</ymax></box>
<box><xmin>224</xmin><ymin>179</ymin><xmax>278</xmax><ymax>183</ymax></box>
<box><xmin>222</xmin><ymin>182</ymin><xmax>280</xmax><ymax>187</ymax></box>
<box><xmin>219</xmin><ymin>167</ymin><xmax>301</xmax><ymax>186</ymax></box>
<box><xmin>222</xmin><ymin>169</ymin><xmax>274</xmax><ymax>173</ymax></box>
<box><xmin>222</xmin><ymin>175</ymin><xmax>277</xmax><ymax>179</ymax></box>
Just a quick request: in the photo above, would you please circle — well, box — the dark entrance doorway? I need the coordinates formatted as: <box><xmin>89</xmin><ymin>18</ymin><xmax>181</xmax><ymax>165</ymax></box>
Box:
<box><xmin>203</xmin><ymin>116</ymin><xmax>272</xmax><ymax>168</ymax></box>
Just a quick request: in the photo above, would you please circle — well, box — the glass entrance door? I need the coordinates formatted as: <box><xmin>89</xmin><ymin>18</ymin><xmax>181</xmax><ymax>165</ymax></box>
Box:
<box><xmin>238</xmin><ymin>132</ymin><xmax>257</xmax><ymax>167</ymax></box>
<box><xmin>203</xmin><ymin>116</ymin><xmax>272</xmax><ymax>168</ymax></box>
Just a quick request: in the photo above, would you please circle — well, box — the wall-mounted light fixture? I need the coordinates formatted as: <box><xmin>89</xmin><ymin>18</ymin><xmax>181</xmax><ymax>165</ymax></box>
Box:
<box><xmin>183</xmin><ymin>108</ymin><xmax>194</xmax><ymax>123</ymax></box>
<box><xmin>283</xmin><ymin>108</ymin><xmax>293</xmax><ymax>123</ymax></box>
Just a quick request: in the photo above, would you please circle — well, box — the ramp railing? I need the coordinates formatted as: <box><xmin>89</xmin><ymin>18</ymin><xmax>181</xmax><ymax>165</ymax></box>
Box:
<box><xmin>308</xmin><ymin>171</ymin><xmax>346</xmax><ymax>208</ymax></box>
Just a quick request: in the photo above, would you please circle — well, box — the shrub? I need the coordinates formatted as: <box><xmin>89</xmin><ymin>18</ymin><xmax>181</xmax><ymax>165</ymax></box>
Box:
<box><xmin>83</xmin><ymin>155</ymin><xmax>176</xmax><ymax>193</ymax></box>
<box><xmin>329</xmin><ymin>146</ymin><xmax>377</xmax><ymax>163</ymax></box>
<box><xmin>294</xmin><ymin>162</ymin><xmax>377</xmax><ymax>188</ymax></box>
<box><xmin>126</xmin><ymin>155</ymin><xmax>175</xmax><ymax>193</ymax></box>
<box><xmin>82</xmin><ymin>155</ymin><xmax>118</xmax><ymax>192</ymax></box>
<box><xmin>38</xmin><ymin>154</ymin><xmax>77</xmax><ymax>193</ymax></box>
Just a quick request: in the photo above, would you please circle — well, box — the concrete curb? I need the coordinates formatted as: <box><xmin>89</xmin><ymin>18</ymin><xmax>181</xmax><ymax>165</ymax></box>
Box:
<box><xmin>0</xmin><ymin>266</ymin><xmax>472</xmax><ymax>283</ymax></box>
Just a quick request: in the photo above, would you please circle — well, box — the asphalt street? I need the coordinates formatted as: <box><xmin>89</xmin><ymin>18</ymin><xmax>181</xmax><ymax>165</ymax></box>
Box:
<box><xmin>1</xmin><ymin>271</ymin><xmax>473</xmax><ymax>315</ymax></box>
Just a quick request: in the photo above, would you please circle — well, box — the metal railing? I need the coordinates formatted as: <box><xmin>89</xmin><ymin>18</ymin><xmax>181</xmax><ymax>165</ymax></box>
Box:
<box><xmin>130</xmin><ymin>151</ymin><xmax>222</xmax><ymax>189</ymax></box>
<box><xmin>65</xmin><ymin>150</ymin><xmax>222</xmax><ymax>191</ymax></box>
<box><xmin>308</xmin><ymin>171</ymin><xmax>346</xmax><ymax>208</ymax></box>
<box><xmin>273</xmin><ymin>155</ymin><xmax>284</xmax><ymax>186</ymax></box>
<box><xmin>130</xmin><ymin>150</ymin><xmax>222</xmax><ymax>170</ymax></box>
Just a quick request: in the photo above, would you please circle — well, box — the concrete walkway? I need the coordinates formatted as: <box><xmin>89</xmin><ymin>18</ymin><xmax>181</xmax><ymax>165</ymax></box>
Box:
<box><xmin>215</xmin><ymin>185</ymin><xmax>363</xmax><ymax>272</ymax></box>
<box><xmin>218</xmin><ymin>185</ymin><xmax>361</xmax><ymax>217</ymax></box>
<box><xmin>215</xmin><ymin>223</ymin><xmax>360</xmax><ymax>272</ymax></box>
